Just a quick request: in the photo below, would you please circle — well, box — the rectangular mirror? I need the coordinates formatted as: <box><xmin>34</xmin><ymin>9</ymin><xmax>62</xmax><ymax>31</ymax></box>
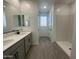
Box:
<box><xmin>3</xmin><ymin>12</ymin><xmax>30</xmax><ymax>33</ymax></box>
<box><xmin>3</xmin><ymin>1</ymin><xmax>30</xmax><ymax>33</ymax></box>
<box><xmin>3</xmin><ymin>9</ymin><xmax>8</xmax><ymax>33</ymax></box>
<box><xmin>14</xmin><ymin>15</ymin><xmax>30</xmax><ymax>27</ymax></box>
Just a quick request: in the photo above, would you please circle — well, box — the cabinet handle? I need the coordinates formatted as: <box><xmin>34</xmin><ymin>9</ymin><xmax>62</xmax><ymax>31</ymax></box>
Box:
<box><xmin>4</xmin><ymin>55</ymin><xmax>14</xmax><ymax>59</ymax></box>
<box><xmin>14</xmin><ymin>52</ymin><xmax>19</xmax><ymax>59</ymax></box>
<box><xmin>29</xmin><ymin>39</ymin><xmax>30</xmax><ymax>42</ymax></box>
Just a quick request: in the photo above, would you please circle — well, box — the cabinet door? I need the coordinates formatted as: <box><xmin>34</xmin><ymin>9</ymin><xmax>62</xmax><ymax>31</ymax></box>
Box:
<box><xmin>18</xmin><ymin>44</ymin><xmax>25</xmax><ymax>59</ymax></box>
<box><xmin>10</xmin><ymin>40</ymin><xmax>25</xmax><ymax>59</ymax></box>
<box><xmin>4</xmin><ymin>49</ymin><xmax>19</xmax><ymax>59</ymax></box>
<box><xmin>24</xmin><ymin>33</ymin><xmax>32</xmax><ymax>54</ymax></box>
<box><xmin>27</xmin><ymin>33</ymin><xmax>32</xmax><ymax>49</ymax></box>
<box><xmin>3</xmin><ymin>55</ymin><xmax>14</xmax><ymax>59</ymax></box>
<box><xmin>4</xmin><ymin>39</ymin><xmax>25</xmax><ymax>59</ymax></box>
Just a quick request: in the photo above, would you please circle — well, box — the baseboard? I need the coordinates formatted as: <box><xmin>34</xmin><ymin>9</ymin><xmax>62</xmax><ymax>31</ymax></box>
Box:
<box><xmin>32</xmin><ymin>42</ymin><xmax>39</xmax><ymax>45</ymax></box>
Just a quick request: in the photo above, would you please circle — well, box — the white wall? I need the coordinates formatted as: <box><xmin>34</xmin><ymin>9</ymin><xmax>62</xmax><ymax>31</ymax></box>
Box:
<box><xmin>53</xmin><ymin>4</ymin><xmax>74</xmax><ymax>42</ymax></box>
<box><xmin>70</xmin><ymin>2</ymin><xmax>76</xmax><ymax>59</ymax></box>
<box><xmin>20</xmin><ymin>0</ymin><xmax>39</xmax><ymax>45</ymax></box>
<box><xmin>71</xmin><ymin>14</ymin><xmax>76</xmax><ymax>59</ymax></box>
<box><xmin>49</xmin><ymin>5</ymin><xmax>56</xmax><ymax>42</ymax></box>
<box><xmin>4</xmin><ymin>0</ymin><xmax>20</xmax><ymax>31</ymax></box>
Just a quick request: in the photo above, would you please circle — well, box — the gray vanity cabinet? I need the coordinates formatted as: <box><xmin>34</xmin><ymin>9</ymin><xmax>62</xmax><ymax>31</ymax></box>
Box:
<box><xmin>24</xmin><ymin>33</ymin><xmax>32</xmax><ymax>54</ymax></box>
<box><xmin>3</xmin><ymin>33</ymin><xmax>32</xmax><ymax>59</ymax></box>
<box><xmin>3</xmin><ymin>49</ymin><xmax>19</xmax><ymax>59</ymax></box>
<box><xmin>3</xmin><ymin>39</ymin><xmax>25</xmax><ymax>59</ymax></box>
<box><xmin>17</xmin><ymin>42</ymin><xmax>25</xmax><ymax>59</ymax></box>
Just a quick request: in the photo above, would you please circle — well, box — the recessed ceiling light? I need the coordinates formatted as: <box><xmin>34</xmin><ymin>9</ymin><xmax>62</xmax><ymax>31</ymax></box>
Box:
<box><xmin>44</xmin><ymin>6</ymin><xmax>46</xmax><ymax>8</ymax></box>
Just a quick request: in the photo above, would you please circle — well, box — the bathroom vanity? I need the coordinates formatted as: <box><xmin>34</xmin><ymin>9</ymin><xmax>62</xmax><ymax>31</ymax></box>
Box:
<box><xmin>3</xmin><ymin>32</ymin><xmax>32</xmax><ymax>59</ymax></box>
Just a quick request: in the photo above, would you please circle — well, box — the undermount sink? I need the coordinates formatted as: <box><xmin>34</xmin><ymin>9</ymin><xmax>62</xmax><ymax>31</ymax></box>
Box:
<box><xmin>17</xmin><ymin>32</ymin><xmax>30</xmax><ymax>35</ymax></box>
<box><xmin>3</xmin><ymin>39</ymin><xmax>14</xmax><ymax>45</ymax></box>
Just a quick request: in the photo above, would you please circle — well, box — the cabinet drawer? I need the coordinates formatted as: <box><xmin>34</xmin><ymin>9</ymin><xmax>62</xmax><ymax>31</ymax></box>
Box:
<box><xmin>25</xmin><ymin>33</ymin><xmax>32</xmax><ymax>39</ymax></box>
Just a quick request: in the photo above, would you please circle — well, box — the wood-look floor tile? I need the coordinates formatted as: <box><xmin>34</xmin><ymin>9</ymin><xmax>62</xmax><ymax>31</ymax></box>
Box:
<box><xmin>26</xmin><ymin>37</ymin><xmax>54</xmax><ymax>59</ymax></box>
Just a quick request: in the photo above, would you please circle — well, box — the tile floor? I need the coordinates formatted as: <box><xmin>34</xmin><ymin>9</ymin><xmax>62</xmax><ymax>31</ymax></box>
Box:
<box><xmin>26</xmin><ymin>37</ymin><xmax>54</xmax><ymax>59</ymax></box>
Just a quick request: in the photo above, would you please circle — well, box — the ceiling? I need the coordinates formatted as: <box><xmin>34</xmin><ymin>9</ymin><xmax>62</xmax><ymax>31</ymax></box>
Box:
<box><xmin>37</xmin><ymin>0</ymin><xmax>75</xmax><ymax>13</ymax></box>
<box><xmin>37</xmin><ymin>0</ymin><xmax>53</xmax><ymax>13</ymax></box>
<box><xmin>3</xmin><ymin>0</ymin><xmax>75</xmax><ymax>13</ymax></box>
<box><xmin>55</xmin><ymin>0</ymin><xmax>75</xmax><ymax>4</ymax></box>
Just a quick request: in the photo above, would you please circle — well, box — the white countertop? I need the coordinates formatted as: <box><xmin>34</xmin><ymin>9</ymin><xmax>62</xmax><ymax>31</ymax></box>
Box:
<box><xmin>3</xmin><ymin>32</ymin><xmax>32</xmax><ymax>51</ymax></box>
<box><xmin>56</xmin><ymin>41</ymin><xmax>72</xmax><ymax>57</ymax></box>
